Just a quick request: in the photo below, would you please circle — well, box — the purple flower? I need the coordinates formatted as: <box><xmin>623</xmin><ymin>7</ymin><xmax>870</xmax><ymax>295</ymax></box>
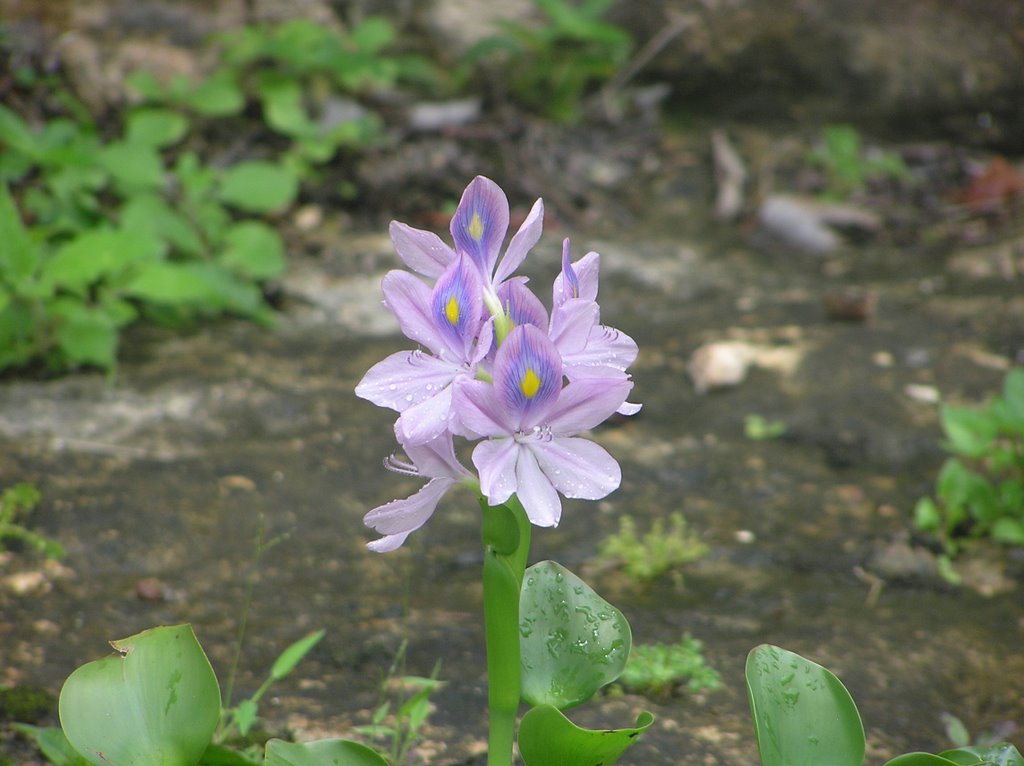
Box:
<box><xmin>355</xmin><ymin>255</ymin><xmax>493</xmax><ymax>445</ymax></box>
<box><xmin>389</xmin><ymin>176</ymin><xmax>544</xmax><ymax>305</ymax></box>
<box><xmin>453</xmin><ymin>324</ymin><xmax>632</xmax><ymax>527</ymax></box>
<box><xmin>363</xmin><ymin>433</ymin><xmax>474</xmax><ymax>551</ymax></box>
<box><xmin>550</xmin><ymin>240</ymin><xmax>641</xmax><ymax>415</ymax></box>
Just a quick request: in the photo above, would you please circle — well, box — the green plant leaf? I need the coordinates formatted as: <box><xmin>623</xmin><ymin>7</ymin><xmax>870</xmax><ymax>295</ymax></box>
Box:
<box><xmin>941</xmin><ymin>405</ymin><xmax>997</xmax><ymax>459</ymax></box>
<box><xmin>49</xmin><ymin>301</ymin><xmax>119</xmax><ymax>370</ymax></box>
<box><xmin>0</xmin><ymin>104</ymin><xmax>40</xmax><ymax>158</ymax></box>
<box><xmin>98</xmin><ymin>140</ymin><xmax>166</xmax><ymax>192</ymax></box>
<box><xmin>121</xmin><ymin>194</ymin><xmax>205</xmax><ymax>257</ymax></box>
<box><xmin>519</xmin><ymin>560</ymin><xmax>631</xmax><ymax>709</ymax></box>
<box><xmin>125</xmin><ymin>108</ymin><xmax>189</xmax><ymax>148</ymax></box>
<box><xmin>218</xmin><ymin>161</ymin><xmax>298</xmax><ymax>213</ymax></box>
<box><xmin>59</xmin><ymin>624</ymin><xmax>221</xmax><ymax>766</ymax></box>
<box><xmin>517</xmin><ymin>704</ymin><xmax>653</xmax><ymax>766</ymax></box>
<box><xmin>270</xmin><ymin>629</ymin><xmax>326</xmax><ymax>681</ymax></box>
<box><xmin>0</xmin><ymin>183</ymin><xmax>38</xmax><ymax>281</ymax></box>
<box><xmin>235</xmin><ymin>698</ymin><xmax>258</xmax><ymax>736</ymax></box>
<box><xmin>43</xmin><ymin>228</ymin><xmax>165</xmax><ymax>293</ymax></box>
<box><xmin>257</xmin><ymin>74</ymin><xmax>317</xmax><ymax>139</ymax></box>
<box><xmin>884</xmin><ymin>754</ymin><xmax>962</xmax><ymax>766</ymax></box>
<box><xmin>1002</xmin><ymin>368</ymin><xmax>1024</xmax><ymax>421</ymax></box>
<box><xmin>181</xmin><ymin>72</ymin><xmax>246</xmax><ymax>117</ymax></box>
<box><xmin>746</xmin><ymin>644</ymin><xmax>865</xmax><ymax>766</ymax></box>
<box><xmin>220</xmin><ymin>221</ymin><xmax>286</xmax><ymax>279</ymax></box>
<box><xmin>941</xmin><ymin>744</ymin><xmax>1024</xmax><ymax>766</ymax></box>
<box><xmin>264</xmin><ymin>738</ymin><xmax>390</xmax><ymax>766</ymax></box>
<box><xmin>12</xmin><ymin>724</ymin><xmax>90</xmax><ymax>766</ymax></box>
<box><xmin>200</xmin><ymin>744</ymin><xmax>263</xmax><ymax>766</ymax></box>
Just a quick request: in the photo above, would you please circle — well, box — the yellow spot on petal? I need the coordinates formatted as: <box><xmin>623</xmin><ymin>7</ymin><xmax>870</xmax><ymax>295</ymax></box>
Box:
<box><xmin>520</xmin><ymin>367</ymin><xmax>541</xmax><ymax>398</ymax></box>
<box><xmin>468</xmin><ymin>212</ymin><xmax>484</xmax><ymax>241</ymax></box>
<box><xmin>445</xmin><ymin>295</ymin><xmax>460</xmax><ymax>326</ymax></box>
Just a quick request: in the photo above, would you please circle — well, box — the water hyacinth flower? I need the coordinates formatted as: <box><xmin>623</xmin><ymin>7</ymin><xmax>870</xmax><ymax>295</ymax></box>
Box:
<box><xmin>358</xmin><ymin>175</ymin><xmax>639</xmax><ymax>550</ymax></box>
<box><xmin>363</xmin><ymin>433</ymin><xmax>475</xmax><ymax>552</ymax></box>
<box><xmin>389</xmin><ymin>176</ymin><xmax>544</xmax><ymax>301</ymax></box>
<box><xmin>355</xmin><ymin>255</ymin><xmax>493</xmax><ymax>445</ymax></box>
<box><xmin>454</xmin><ymin>324</ymin><xmax>632</xmax><ymax>528</ymax></box>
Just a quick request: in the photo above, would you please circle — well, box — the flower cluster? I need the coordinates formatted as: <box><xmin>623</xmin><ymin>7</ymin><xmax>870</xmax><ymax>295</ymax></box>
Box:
<box><xmin>356</xmin><ymin>176</ymin><xmax>639</xmax><ymax>551</ymax></box>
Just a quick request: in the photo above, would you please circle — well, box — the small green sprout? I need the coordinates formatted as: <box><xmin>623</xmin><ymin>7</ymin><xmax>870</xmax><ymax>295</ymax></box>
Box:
<box><xmin>617</xmin><ymin>634</ymin><xmax>720</xmax><ymax>697</ymax></box>
<box><xmin>596</xmin><ymin>511</ymin><xmax>708</xmax><ymax>584</ymax></box>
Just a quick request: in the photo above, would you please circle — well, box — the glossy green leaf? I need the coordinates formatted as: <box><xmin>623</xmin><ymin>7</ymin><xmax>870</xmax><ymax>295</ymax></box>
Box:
<box><xmin>220</xmin><ymin>221</ymin><xmax>286</xmax><ymax>279</ymax></box>
<box><xmin>264</xmin><ymin>738</ymin><xmax>389</xmax><ymax>766</ymax></box>
<box><xmin>125</xmin><ymin>108</ymin><xmax>189</xmax><ymax>148</ymax></box>
<box><xmin>746</xmin><ymin>644</ymin><xmax>865</xmax><ymax>766</ymax></box>
<box><xmin>517</xmin><ymin>704</ymin><xmax>653</xmax><ymax>766</ymax></box>
<box><xmin>270</xmin><ymin>629</ymin><xmax>326</xmax><ymax>681</ymax></box>
<box><xmin>884</xmin><ymin>754</ymin><xmax>961</xmax><ymax>766</ymax></box>
<box><xmin>481</xmin><ymin>500</ymin><xmax>520</xmax><ymax>555</ymax></box>
<box><xmin>941</xmin><ymin>743</ymin><xmax>1024</xmax><ymax>766</ymax></box>
<box><xmin>218</xmin><ymin>161</ymin><xmax>298</xmax><ymax>213</ymax></box>
<box><xmin>59</xmin><ymin>624</ymin><xmax>221</xmax><ymax>766</ymax></box>
<box><xmin>519</xmin><ymin>561</ymin><xmax>631</xmax><ymax>709</ymax></box>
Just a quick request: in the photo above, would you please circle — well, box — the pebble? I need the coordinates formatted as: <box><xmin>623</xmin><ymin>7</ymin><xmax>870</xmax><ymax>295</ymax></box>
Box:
<box><xmin>686</xmin><ymin>342</ymin><xmax>757</xmax><ymax>394</ymax></box>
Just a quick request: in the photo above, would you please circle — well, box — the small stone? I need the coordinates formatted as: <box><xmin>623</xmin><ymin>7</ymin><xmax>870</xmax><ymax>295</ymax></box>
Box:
<box><xmin>904</xmin><ymin>383</ymin><xmax>941</xmax><ymax>404</ymax></box>
<box><xmin>135</xmin><ymin>577</ymin><xmax>167</xmax><ymax>602</ymax></box>
<box><xmin>686</xmin><ymin>342</ymin><xmax>757</xmax><ymax>394</ymax></box>
<box><xmin>823</xmin><ymin>288</ymin><xmax>876</xmax><ymax>321</ymax></box>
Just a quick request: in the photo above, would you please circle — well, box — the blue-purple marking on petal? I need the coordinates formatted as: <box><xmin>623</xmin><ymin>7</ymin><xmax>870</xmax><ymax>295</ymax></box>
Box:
<box><xmin>494</xmin><ymin>324</ymin><xmax>563</xmax><ymax>429</ymax></box>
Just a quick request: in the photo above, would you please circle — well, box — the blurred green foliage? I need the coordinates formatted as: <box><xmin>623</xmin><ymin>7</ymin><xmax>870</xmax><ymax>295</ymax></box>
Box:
<box><xmin>617</xmin><ymin>634</ymin><xmax>720</xmax><ymax>697</ymax></box>
<box><xmin>809</xmin><ymin>124</ymin><xmax>908</xmax><ymax>198</ymax></box>
<box><xmin>0</xmin><ymin>482</ymin><xmax>62</xmax><ymax>558</ymax></box>
<box><xmin>462</xmin><ymin>0</ymin><xmax>633</xmax><ymax>123</ymax></box>
<box><xmin>915</xmin><ymin>368</ymin><xmax>1024</xmax><ymax>559</ymax></box>
<box><xmin>596</xmin><ymin>511</ymin><xmax>707</xmax><ymax>584</ymax></box>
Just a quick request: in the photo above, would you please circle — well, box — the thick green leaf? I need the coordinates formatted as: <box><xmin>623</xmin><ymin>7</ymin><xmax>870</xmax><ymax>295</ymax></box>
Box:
<box><xmin>746</xmin><ymin>644</ymin><xmax>865</xmax><ymax>766</ymax></box>
<box><xmin>0</xmin><ymin>183</ymin><xmax>38</xmax><ymax>281</ymax></box>
<box><xmin>220</xmin><ymin>221</ymin><xmax>285</xmax><ymax>279</ymax></box>
<box><xmin>43</xmin><ymin>229</ymin><xmax>165</xmax><ymax>293</ymax></box>
<box><xmin>124</xmin><ymin>261</ymin><xmax>223</xmax><ymax>306</ymax></box>
<box><xmin>517</xmin><ymin>704</ymin><xmax>653</xmax><ymax>766</ymax></box>
<box><xmin>218</xmin><ymin>161</ymin><xmax>298</xmax><ymax>213</ymax></box>
<box><xmin>59</xmin><ymin>624</ymin><xmax>221</xmax><ymax>766</ymax></box>
<box><xmin>941</xmin><ymin>743</ymin><xmax>1024</xmax><ymax>766</ymax></box>
<box><xmin>125</xmin><ymin>108</ymin><xmax>189</xmax><ymax>148</ymax></box>
<box><xmin>199</xmin><ymin>744</ymin><xmax>262</xmax><ymax>766</ymax></box>
<box><xmin>264</xmin><ymin>738</ymin><xmax>389</xmax><ymax>766</ymax></box>
<box><xmin>270</xmin><ymin>629</ymin><xmax>326</xmax><ymax>681</ymax></box>
<box><xmin>234</xmin><ymin>698</ymin><xmax>258</xmax><ymax>737</ymax></box>
<box><xmin>519</xmin><ymin>561</ymin><xmax>631</xmax><ymax>709</ymax></box>
<box><xmin>884</xmin><ymin>754</ymin><xmax>962</xmax><ymax>766</ymax></box>
<box><xmin>257</xmin><ymin>74</ymin><xmax>317</xmax><ymax>139</ymax></box>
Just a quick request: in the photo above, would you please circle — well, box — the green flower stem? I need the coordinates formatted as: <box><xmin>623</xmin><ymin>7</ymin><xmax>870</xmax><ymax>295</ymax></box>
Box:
<box><xmin>480</xmin><ymin>495</ymin><xmax>531</xmax><ymax>766</ymax></box>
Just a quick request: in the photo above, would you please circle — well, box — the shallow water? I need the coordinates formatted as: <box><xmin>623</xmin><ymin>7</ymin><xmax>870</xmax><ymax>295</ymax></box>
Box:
<box><xmin>1</xmin><ymin>207</ymin><xmax>1022</xmax><ymax>764</ymax></box>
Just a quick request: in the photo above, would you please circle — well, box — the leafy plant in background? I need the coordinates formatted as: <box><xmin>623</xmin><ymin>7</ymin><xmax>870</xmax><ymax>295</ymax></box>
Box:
<box><xmin>0</xmin><ymin>482</ymin><xmax>62</xmax><ymax>558</ymax></box>
<box><xmin>616</xmin><ymin>634</ymin><xmax>720</xmax><ymax>697</ymax></box>
<box><xmin>354</xmin><ymin>641</ymin><xmax>444</xmax><ymax>765</ymax></box>
<box><xmin>914</xmin><ymin>368</ymin><xmax>1024</xmax><ymax>560</ymax></box>
<box><xmin>596</xmin><ymin>511</ymin><xmax>708</xmax><ymax>584</ymax></box>
<box><xmin>463</xmin><ymin>0</ymin><xmax>633</xmax><ymax>123</ymax></box>
<box><xmin>0</xmin><ymin>97</ymin><xmax>291</xmax><ymax>373</ymax></box>
<box><xmin>809</xmin><ymin>123</ymin><xmax>908</xmax><ymax>198</ymax></box>
<box><xmin>127</xmin><ymin>16</ymin><xmax>437</xmax><ymax>177</ymax></box>
<box><xmin>744</xmin><ymin>413</ymin><xmax>787</xmax><ymax>441</ymax></box>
